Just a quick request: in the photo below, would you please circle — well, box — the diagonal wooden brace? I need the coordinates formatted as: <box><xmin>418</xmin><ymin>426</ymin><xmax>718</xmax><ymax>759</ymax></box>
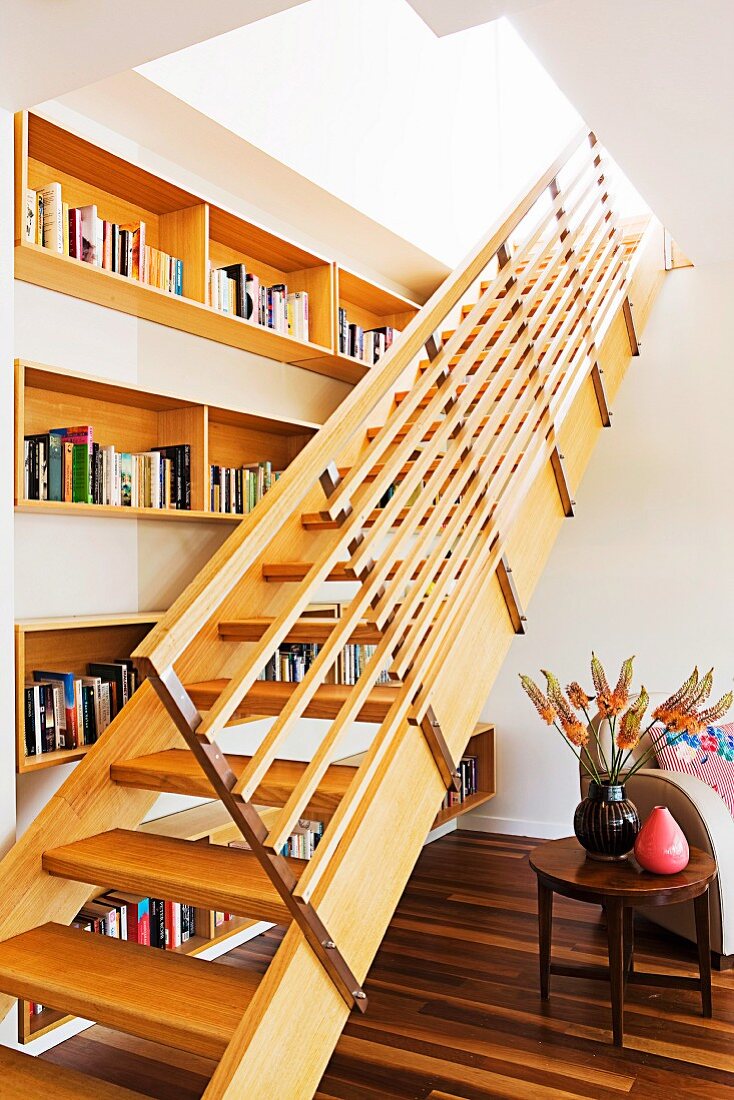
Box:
<box><xmin>320</xmin><ymin>461</ymin><xmax>353</xmax><ymax>523</ymax></box>
<box><xmin>496</xmin><ymin>554</ymin><xmax>527</xmax><ymax>635</ymax></box>
<box><xmin>550</xmin><ymin>445</ymin><xmax>575</xmax><ymax>518</ymax></box>
<box><xmin>622</xmin><ymin>296</ymin><xmax>639</xmax><ymax>356</ymax></box>
<box><xmin>145</xmin><ymin>662</ymin><xmax>368</xmax><ymax>1013</ymax></box>
<box><xmin>590</xmin><ymin>363</ymin><xmax>612</xmax><ymax>428</ymax></box>
<box><xmin>409</xmin><ymin>704</ymin><xmax>460</xmax><ymax>793</ymax></box>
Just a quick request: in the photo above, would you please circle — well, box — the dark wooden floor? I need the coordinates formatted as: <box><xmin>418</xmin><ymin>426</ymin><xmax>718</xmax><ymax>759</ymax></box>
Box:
<box><xmin>41</xmin><ymin>831</ymin><xmax>734</xmax><ymax>1098</ymax></box>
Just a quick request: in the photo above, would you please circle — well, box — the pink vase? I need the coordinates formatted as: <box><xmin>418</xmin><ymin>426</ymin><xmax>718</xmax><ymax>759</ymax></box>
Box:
<box><xmin>634</xmin><ymin>806</ymin><xmax>689</xmax><ymax>874</ymax></box>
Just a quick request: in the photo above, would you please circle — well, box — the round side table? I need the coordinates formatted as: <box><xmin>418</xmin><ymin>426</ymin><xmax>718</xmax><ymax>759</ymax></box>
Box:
<box><xmin>529</xmin><ymin>837</ymin><xmax>717</xmax><ymax>1047</ymax></box>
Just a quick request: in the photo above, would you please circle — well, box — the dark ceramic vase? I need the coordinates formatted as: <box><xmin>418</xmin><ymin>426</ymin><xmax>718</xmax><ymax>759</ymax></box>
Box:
<box><xmin>573</xmin><ymin>781</ymin><xmax>640</xmax><ymax>861</ymax></box>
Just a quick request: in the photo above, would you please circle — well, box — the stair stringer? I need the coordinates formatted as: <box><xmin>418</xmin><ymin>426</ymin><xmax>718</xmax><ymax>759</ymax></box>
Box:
<box><xmin>200</xmin><ymin>222</ymin><xmax>666</xmax><ymax>1099</ymax></box>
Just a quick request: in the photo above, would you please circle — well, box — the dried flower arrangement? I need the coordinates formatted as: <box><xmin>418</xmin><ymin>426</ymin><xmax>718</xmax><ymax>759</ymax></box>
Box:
<box><xmin>520</xmin><ymin>655</ymin><xmax>733</xmax><ymax>785</ymax></box>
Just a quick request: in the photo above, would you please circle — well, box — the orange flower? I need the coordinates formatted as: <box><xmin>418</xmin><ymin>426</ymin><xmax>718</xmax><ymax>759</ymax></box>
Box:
<box><xmin>567</xmin><ymin>681</ymin><xmax>592</xmax><ymax>711</ymax></box>
<box><xmin>591</xmin><ymin>653</ymin><xmax>614</xmax><ymax>717</ymax></box>
<box><xmin>653</xmin><ymin>667</ymin><xmax>699</xmax><ymax>725</ymax></box>
<box><xmin>617</xmin><ymin>687</ymin><xmax>649</xmax><ymax>750</ymax></box>
<box><xmin>690</xmin><ymin>691</ymin><xmax>734</xmax><ymax>734</ymax></box>
<box><xmin>559</xmin><ymin>713</ymin><xmax>590</xmax><ymax>747</ymax></box>
<box><xmin>687</xmin><ymin>668</ymin><xmax>713</xmax><ymax>711</ymax></box>
<box><xmin>609</xmin><ymin>656</ymin><xmax>635</xmax><ymax>715</ymax></box>
<box><xmin>519</xmin><ymin>675</ymin><xmax>555</xmax><ymax>725</ymax></box>
<box><xmin>543</xmin><ymin>671</ymin><xmax>589</xmax><ymax>747</ymax></box>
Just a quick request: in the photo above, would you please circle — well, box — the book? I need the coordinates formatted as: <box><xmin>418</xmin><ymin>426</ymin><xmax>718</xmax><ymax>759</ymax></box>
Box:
<box><xmin>25</xmin><ymin>189</ymin><xmax>36</xmax><ymax>244</ymax></box>
<box><xmin>32</xmin><ymin>670</ymin><xmax>78</xmax><ymax>748</ymax></box>
<box><xmin>105</xmin><ymin>893</ymin><xmax>150</xmax><ymax>945</ymax></box>
<box><xmin>23</xmin><ymin>683</ymin><xmax>42</xmax><ymax>757</ymax></box>
<box><xmin>149</xmin><ymin>898</ymin><xmax>166</xmax><ymax>949</ymax></box>
<box><xmin>88</xmin><ymin>662</ymin><xmax>129</xmax><ymax>718</ymax></box>
<box><xmin>68</xmin><ymin>207</ymin><xmax>82</xmax><ymax>259</ymax></box>
<box><xmin>36</xmin><ymin>191</ymin><xmax>44</xmax><ymax>246</ymax></box>
<box><xmin>39</xmin><ymin>183</ymin><xmax>63</xmax><ymax>253</ymax></box>
<box><xmin>79</xmin><ymin>204</ymin><xmax>98</xmax><ymax>265</ymax></box>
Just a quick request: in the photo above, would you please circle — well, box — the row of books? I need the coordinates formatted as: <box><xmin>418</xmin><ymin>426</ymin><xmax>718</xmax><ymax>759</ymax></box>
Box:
<box><xmin>24</xmin><ymin>661</ymin><xmax>139</xmax><ymax>757</ymax></box>
<box><xmin>230</xmin><ymin>819</ymin><xmax>324</xmax><ymax>861</ymax></box>
<box><xmin>338</xmin><ymin>309</ymin><xmax>399</xmax><ymax>364</ymax></box>
<box><xmin>25</xmin><ymin>185</ymin><xmax>184</xmax><ymax>295</ymax></box>
<box><xmin>210</xmin><ymin>461</ymin><xmax>281</xmax><ymax>515</ymax></box>
<box><xmin>279</xmin><ymin>820</ymin><xmax>323</xmax><ymax>859</ymax></box>
<box><xmin>23</xmin><ymin>429</ymin><xmax>191</xmax><ymax>510</ymax></box>
<box><xmin>258</xmin><ymin>643</ymin><xmax>391</xmax><ymax>686</ymax></box>
<box><xmin>208</xmin><ymin>263</ymin><xmax>310</xmax><ymax>341</ymax></box>
<box><xmin>439</xmin><ymin>754</ymin><xmax>480</xmax><ymax>811</ymax></box>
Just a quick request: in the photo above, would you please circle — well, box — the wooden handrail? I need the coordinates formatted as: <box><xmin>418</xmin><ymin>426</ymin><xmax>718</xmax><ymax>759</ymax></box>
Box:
<box><xmin>133</xmin><ymin>127</ymin><xmax>591</xmax><ymax>673</ymax></box>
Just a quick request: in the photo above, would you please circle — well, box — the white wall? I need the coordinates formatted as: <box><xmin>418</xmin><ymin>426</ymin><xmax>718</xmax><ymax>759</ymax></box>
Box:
<box><xmin>139</xmin><ymin>1</ymin><xmax>581</xmax><ymax>267</ymax></box>
<box><xmin>466</xmin><ymin>261</ymin><xmax>734</xmax><ymax>838</ymax></box>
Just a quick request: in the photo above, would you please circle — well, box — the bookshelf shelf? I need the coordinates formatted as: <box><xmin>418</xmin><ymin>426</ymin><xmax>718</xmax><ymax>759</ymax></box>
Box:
<box><xmin>432</xmin><ymin>722</ymin><xmax>496</xmax><ymax>828</ymax></box>
<box><xmin>16</xmin><ymin>111</ymin><xmax>409</xmax><ymax>383</ymax></box>
<box><xmin>15</xmin><ymin>243</ymin><xmax>340</xmax><ymax>374</ymax></box>
<box><xmin>303</xmin><ymin>266</ymin><xmax>420</xmax><ymax>381</ymax></box>
<box><xmin>15</xmin><ymin>358</ymin><xmax>317</xmax><ymax>521</ymax></box>
<box><xmin>15</xmin><ymin>612</ymin><xmax>164</xmax><ymax>774</ymax></box>
<box><xmin>15</xmin><ymin>499</ymin><xmax>242</xmax><ymax>524</ymax></box>
<box><xmin>19</xmin><ymin>803</ymin><xmax>275</xmax><ymax>1045</ymax></box>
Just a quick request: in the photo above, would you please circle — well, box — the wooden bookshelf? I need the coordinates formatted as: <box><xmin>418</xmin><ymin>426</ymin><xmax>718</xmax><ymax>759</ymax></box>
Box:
<box><xmin>337</xmin><ymin>722</ymin><xmax>496</xmax><ymax>831</ymax></box>
<box><xmin>19</xmin><ymin>803</ymin><xmax>276</xmax><ymax>1044</ymax></box>
<box><xmin>304</xmin><ymin>266</ymin><xmax>420</xmax><ymax>382</ymax></box>
<box><xmin>15</xmin><ymin>612</ymin><xmax>164</xmax><ymax>774</ymax></box>
<box><xmin>14</xmin><ymin>111</ymin><xmax>411</xmax><ymax>384</ymax></box>
<box><xmin>432</xmin><ymin>722</ymin><xmax>496</xmax><ymax>829</ymax></box>
<box><xmin>15</xmin><ymin>358</ymin><xmax>318</xmax><ymax>521</ymax></box>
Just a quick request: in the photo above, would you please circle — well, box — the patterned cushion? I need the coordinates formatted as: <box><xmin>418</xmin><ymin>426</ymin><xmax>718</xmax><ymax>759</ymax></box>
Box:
<box><xmin>653</xmin><ymin>723</ymin><xmax>734</xmax><ymax>817</ymax></box>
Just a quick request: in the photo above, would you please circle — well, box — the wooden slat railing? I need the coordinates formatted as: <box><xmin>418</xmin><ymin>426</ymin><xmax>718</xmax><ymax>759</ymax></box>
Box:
<box><xmin>133</xmin><ymin>127</ymin><xmax>592</xmax><ymax>674</ymax></box>
<box><xmin>132</xmin><ymin>128</ymin><xmax>634</xmax><ymax>1009</ymax></box>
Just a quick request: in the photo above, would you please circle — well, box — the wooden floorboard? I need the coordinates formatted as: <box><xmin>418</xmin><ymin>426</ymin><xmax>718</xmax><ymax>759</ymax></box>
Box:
<box><xmin>38</xmin><ymin>830</ymin><xmax>734</xmax><ymax>1098</ymax></box>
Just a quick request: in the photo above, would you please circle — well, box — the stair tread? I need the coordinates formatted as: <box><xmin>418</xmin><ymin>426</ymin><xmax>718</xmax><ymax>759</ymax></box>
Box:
<box><xmin>112</xmin><ymin>749</ymin><xmax>358</xmax><ymax>814</ymax></box>
<box><xmin>0</xmin><ymin>922</ymin><xmax>259</xmax><ymax>1059</ymax></box>
<box><xmin>43</xmin><ymin>828</ymin><xmax>303</xmax><ymax>924</ymax></box>
<box><xmin>0</xmin><ymin>1045</ymin><xmax>148</xmax><ymax>1100</ymax></box>
<box><xmin>218</xmin><ymin>616</ymin><xmax>382</xmax><ymax>644</ymax></box>
<box><xmin>188</xmin><ymin>678</ymin><xmax>400</xmax><ymax>722</ymax></box>
<box><xmin>262</xmin><ymin>560</ymin><xmax>425</xmax><ymax>582</ymax></box>
<box><xmin>262</xmin><ymin>561</ymin><xmax>362</xmax><ymax>582</ymax></box>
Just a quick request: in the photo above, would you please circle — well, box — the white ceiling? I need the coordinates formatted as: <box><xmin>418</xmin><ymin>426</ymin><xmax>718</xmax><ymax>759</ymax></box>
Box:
<box><xmin>408</xmin><ymin>0</ymin><xmax>734</xmax><ymax>266</ymax></box>
<box><xmin>0</xmin><ymin>0</ymin><xmax>309</xmax><ymax>110</ymax></box>
<box><xmin>510</xmin><ymin>0</ymin><xmax>734</xmax><ymax>265</ymax></box>
<box><xmin>405</xmin><ymin>0</ymin><xmax>551</xmax><ymax>37</ymax></box>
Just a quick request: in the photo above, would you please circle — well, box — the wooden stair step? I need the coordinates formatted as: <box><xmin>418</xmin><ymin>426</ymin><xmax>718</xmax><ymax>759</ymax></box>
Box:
<box><xmin>43</xmin><ymin>828</ymin><xmax>303</xmax><ymax>924</ymax></box>
<box><xmin>0</xmin><ymin>1045</ymin><xmax>149</xmax><ymax>1100</ymax></box>
<box><xmin>112</xmin><ymin>749</ymin><xmax>358</xmax><ymax>815</ymax></box>
<box><xmin>301</xmin><ymin>493</ymin><xmax>482</xmax><ymax>529</ymax></box>
<box><xmin>394</xmin><ymin>372</ymin><xmax>532</xmax><ymax>411</ymax></box>
<box><xmin>364</xmin><ymin>409</ymin><xmax>528</xmax><ymax>444</ymax></box>
<box><xmin>188</xmin><ymin>678</ymin><xmax>400</xmax><ymax>722</ymax></box>
<box><xmin>262</xmin><ymin>560</ymin><xmax>363</xmax><ymax>582</ymax></box>
<box><xmin>262</xmin><ymin>560</ymin><xmax>427</xmax><ymax>582</ymax></box>
<box><xmin>441</xmin><ymin>310</ymin><xmax>568</xmax><ymax>350</ymax></box>
<box><xmin>218</xmin><ymin>616</ymin><xmax>382</xmax><ymax>644</ymax></box>
<box><xmin>338</xmin><ymin>452</ymin><xmax>519</xmax><ymax>484</ymax></box>
<box><xmin>0</xmin><ymin>922</ymin><xmax>259</xmax><ymax>1059</ymax></box>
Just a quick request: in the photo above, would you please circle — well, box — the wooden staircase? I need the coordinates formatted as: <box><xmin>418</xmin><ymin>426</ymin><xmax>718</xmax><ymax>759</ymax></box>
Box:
<box><xmin>0</xmin><ymin>131</ymin><xmax>664</xmax><ymax>1097</ymax></box>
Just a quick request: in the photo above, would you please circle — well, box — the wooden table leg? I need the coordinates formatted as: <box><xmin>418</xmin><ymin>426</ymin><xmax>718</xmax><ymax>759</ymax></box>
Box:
<box><xmin>606</xmin><ymin>898</ymin><xmax>625</xmax><ymax>1047</ymax></box>
<box><xmin>538</xmin><ymin>879</ymin><xmax>553</xmax><ymax>1000</ymax></box>
<box><xmin>694</xmin><ymin>888</ymin><xmax>713</xmax><ymax>1018</ymax></box>
<box><xmin>624</xmin><ymin>907</ymin><xmax>634</xmax><ymax>981</ymax></box>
